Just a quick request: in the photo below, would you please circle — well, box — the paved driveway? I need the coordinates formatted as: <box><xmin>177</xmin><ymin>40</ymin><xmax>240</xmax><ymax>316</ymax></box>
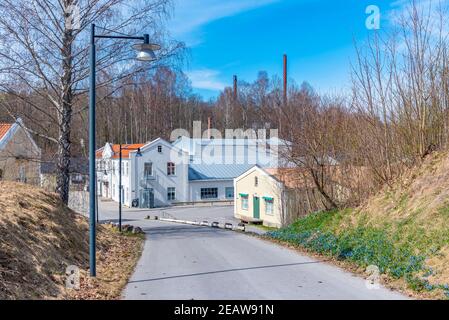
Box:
<box><xmin>96</xmin><ymin>200</ymin><xmax>237</xmax><ymax>225</ymax></box>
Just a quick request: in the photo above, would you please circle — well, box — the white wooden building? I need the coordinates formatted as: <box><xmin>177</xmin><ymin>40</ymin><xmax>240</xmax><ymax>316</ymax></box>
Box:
<box><xmin>96</xmin><ymin>136</ymin><xmax>290</xmax><ymax>208</ymax></box>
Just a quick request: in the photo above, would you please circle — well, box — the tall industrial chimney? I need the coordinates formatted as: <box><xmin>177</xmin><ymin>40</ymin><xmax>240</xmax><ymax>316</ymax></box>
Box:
<box><xmin>207</xmin><ymin>117</ymin><xmax>211</xmax><ymax>139</ymax></box>
<box><xmin>283</xmin><ymin>54</ymin><xmax>288</xmax><ymax>106</ymax></box>
<box><xmin>233</xmin><ymin>75</ymin><xmax>238</xmax><ymax>102</ymax></box>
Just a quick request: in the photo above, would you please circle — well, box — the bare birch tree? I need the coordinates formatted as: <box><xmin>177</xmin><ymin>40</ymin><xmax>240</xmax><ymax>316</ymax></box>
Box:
<box><xmin>0</xmin><ymin>0</ymin><xmax>182</xmax><ymax>203</ymax></box>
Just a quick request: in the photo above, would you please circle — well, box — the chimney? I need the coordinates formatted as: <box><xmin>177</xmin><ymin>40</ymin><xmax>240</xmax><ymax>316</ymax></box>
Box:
<box><xmin>208</xmin><ymin>117</ymin><xmax>211</xmax><ymax>139</ymax></box>
<box><xmin>233</xmin><ymin>75</ymin><xmax>238</xmax><ymax>102</ymax></box>
<box><xmin>283</xmin><ymin>54</ymin><xmax>288</xmax><ymax>106</ymax></box>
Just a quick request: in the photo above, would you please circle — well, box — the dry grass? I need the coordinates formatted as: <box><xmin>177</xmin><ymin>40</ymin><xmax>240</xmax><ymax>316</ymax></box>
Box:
<box><xmin>340</xmin><ymin>151</ymin><xmax>449</xmax><ymax>298</ymax></box>
<box><xmin>267</xmin><ymin>151</ymin><xmax>449</xmax><ymax>299</ymax></box>
<box><xmin>0</xmin><ymin>182</ymin><xmax>144</xmax><ymax>300</ymax></box>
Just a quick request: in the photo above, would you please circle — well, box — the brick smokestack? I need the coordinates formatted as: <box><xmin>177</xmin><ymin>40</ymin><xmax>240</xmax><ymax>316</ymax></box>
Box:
<box><xmin>283</xmin><ymin>54</ymin><xmax>288</xmax><ymax>106</ymax></box>
<box><xmin>233</xmin><ymin>75</ymin><xmax>238</xmax><ymax>102</ymax></box>
<box><xmin>208</xmin><ymin>117</ymin><xmax>211</xmax><ymax>139</ymax></box>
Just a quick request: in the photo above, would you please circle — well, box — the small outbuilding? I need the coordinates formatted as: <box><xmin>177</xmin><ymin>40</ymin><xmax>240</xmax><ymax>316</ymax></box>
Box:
<box><xmin>234</xmin><ymin>166</ymin><xmax>329</xmax><ymax>228</ymax></box>
<box><xmin>234</xmin><ymin>166</ymin><xmax>288</xmax><ymax>228</ymax></box>
<box><xmin>0</xmin><ymin>118</ymin><xmax>41</xmax><ymax>185</ymax></box>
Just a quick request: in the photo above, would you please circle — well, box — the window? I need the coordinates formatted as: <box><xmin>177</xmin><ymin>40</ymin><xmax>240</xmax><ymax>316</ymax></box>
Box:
<box><xmin>158</xmin><ymin>145</ymin><xmax>162</xmax><ymax>153</ymax></box>
<box><xmin>144</xmin><ymin>162</ymin><xmax>153</xmax><ymax>178</ymax></box>
<box><xmin>167</xmin><ymin>187</ymin><xmax>176</xmax><ymax>201</ymax></box>
<box><xmin>18</xmin><ymin>166</ymin><xmax>26</xmax><ymax>183</ymax></box>
<box><xmin>225</xmin><ymin>187</ymin><xmax>234</xmax><ymax>199</ymax></box>
<box><xmin>241</xmin><ymin>196</ymin><xmax>249</xmax><ymax>210</ymax></box>
<box><xmin>167</xmin><ymin>162</ymin><xmax>176</xmax><ymax>176</ymax></box>
<box><xmin>125</xmin><ymin>162</ymin><xmax>129</xmax><ymax>176</ymax></box>
<box><xmin>201</xmin><ymin>188</ymin><xmax>218</xmax><ymax>199</ymax></box>
<box><xmin>255</xmin><ymin>176</ymin><xmax>259</xmax><ymax>187</ymax></box>
<box><xmin>265</xmin><ymin>198</ymin><xmax>274</xmax><ymax>215</ymax></box>
<box><xmin>0</xmin><ymin>169</ymin><xmax>3</xmax><ymax>180</ymax></box>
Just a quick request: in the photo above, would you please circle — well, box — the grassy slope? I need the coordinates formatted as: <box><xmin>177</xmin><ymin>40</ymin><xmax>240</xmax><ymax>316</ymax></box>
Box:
<box><xmin>267</xmin><ymin>152</ymin><xmax>449</xmax><ymax>299</ymax></box>
<box><xmin>0</xmin><ymin>182</ymin><xmax>143</xmax><ymax>300</ymax></box>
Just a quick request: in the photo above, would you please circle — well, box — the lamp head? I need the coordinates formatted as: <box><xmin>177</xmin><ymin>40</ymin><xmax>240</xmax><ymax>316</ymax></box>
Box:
<box><xmin>132</xmin><ymin>34</ymin><xmax>160</xmax><ymax>62</ymax></box>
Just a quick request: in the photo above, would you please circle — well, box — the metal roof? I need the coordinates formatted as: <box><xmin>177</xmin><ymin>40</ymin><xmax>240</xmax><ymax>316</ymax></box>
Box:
<box><xmin>188</xmin><ymin>164</ymin><xmax>255</xmax><ymax>181</ymax></box>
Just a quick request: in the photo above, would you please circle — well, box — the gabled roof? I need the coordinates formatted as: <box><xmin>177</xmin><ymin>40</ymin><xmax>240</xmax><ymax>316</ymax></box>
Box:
<box><xmin>0</xmin><ymin>118</ymin><xmax>41</xmax><ymax>154</ymax></box>
<box><xmin>189</xmin><ymin>164</ymin><xmax>254</xmax><ymax>181</ymax></box>
<box><xmin>96</xmin><ymin>138</ymin><xmax>186</xmax><ymax>160</ymax></box>
<box><xmin>0</xmin><ymin>124</ymin><xmax>13</xmax><ymax>141</ymax></box>
<box><xmin>234</xmin><ymin>165</ymin><xmax>306</xmax><ymax>189</ymax></box>
<box><xmin>96</xmin><ymin>147</ymin><xmax>105</xmax><ymax>159</ymax></box>
<box><xmin>140</xmin><ymin>137</ymin><xmax>186</xmax><ymax>154</ymax></box>
<box><xmin>110</xmin><ymin>144</ymin><xmax>145</xmax><ymax>159</ymax></box>
<box><xmin>264</xmin><ymin>167</ymin><xmax>309</xmax><ymax>189</ymax></box>
<box><xmin>96</xmin><ymin>143</ymin><xmax>145</xmax><ymax>159</ymax></box>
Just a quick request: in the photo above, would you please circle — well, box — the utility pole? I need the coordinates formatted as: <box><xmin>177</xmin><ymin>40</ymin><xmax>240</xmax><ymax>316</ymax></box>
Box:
<box><xmin>119</xmin><ymin>144</ymin><xmax>123</xmax><ymax>232</ymax></box>
<box><xmin>88</xmin><ymin>23</ymin><xmax>159</xmax><ymax>277</ymax></box>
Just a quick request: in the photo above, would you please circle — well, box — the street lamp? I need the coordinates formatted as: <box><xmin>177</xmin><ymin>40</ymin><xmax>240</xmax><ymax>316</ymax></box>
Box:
<box><xmin>118</xmin><ymin>146</ymin><xmax>142</xmax><ymax>232</ymax></box>
<box><xmin>89</xmin><ymin>24</ymin><xmax>159</xmax><ymax>277</ymax></box>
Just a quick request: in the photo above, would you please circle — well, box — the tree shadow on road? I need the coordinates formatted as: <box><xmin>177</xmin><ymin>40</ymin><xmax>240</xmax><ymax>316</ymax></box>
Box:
<box><xmin>128</xmin><ymin>261</ymin><xmax>327</xmax><ymax>284</ymax></box>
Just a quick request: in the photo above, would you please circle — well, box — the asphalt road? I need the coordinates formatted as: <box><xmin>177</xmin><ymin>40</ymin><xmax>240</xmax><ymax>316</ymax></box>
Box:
<box><xmin>95</xmin><ymin>200</ymin><xmax>407</xmax><ymax>300</ymax></box>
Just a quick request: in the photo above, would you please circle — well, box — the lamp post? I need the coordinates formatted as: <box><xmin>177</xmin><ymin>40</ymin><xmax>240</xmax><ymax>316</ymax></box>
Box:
<box><xmin>89</xmin><ymin>24</ymin><xmax>159</xmax><ymax>277</ymax></box>
<box><xmin>118</xmin><ymin>145</ymin><xmax>142</xmax><ymax>232</ymax></box>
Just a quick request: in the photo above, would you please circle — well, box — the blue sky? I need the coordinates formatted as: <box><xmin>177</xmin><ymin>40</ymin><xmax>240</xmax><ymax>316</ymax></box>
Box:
<box><xmin>168</xmin><ymin>0</ymin><xmax>406</xmax><ymax>100</ymax></box>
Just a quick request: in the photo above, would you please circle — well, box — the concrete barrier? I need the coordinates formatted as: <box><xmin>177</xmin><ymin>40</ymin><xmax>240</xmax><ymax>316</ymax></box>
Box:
<box><xmin>156</xmin><ymin>217</ymin><xmax>246</xmax><ymax>233</ymax></box>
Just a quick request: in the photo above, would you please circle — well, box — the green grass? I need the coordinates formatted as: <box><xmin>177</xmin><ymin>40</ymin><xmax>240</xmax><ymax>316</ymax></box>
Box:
<box><xmin>266</xmin><ymin>210</ymin><xmax>449</xmax><ymax>297</ymax></box>
<box><xmin>254</xmin><ymin>225</ymin><xmax>278</xmax><ymax>232</ymax></box>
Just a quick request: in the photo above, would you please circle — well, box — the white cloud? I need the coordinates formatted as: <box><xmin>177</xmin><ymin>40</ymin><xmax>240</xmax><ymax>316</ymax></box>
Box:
<box><xmin>170</xmin><ymin>0</ymin><xmax>279</xmax><ymax>45</ymax></box>
<box><xmin>387</xmin><ymin>0</ymin><xmax>449</xmax><ymax>25</ymax></box>
<box><xmin>185</xmin><ymin>69</ymin><xmax>227</xmax><ymax>91</ymax></box>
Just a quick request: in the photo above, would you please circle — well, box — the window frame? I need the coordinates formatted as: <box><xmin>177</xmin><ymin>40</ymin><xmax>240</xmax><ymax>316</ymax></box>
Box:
<box><xmin>241</xmin><ymin>196</ymin><xmax>249</xmax><ymax>210</ymax></box>
<box><xmin>200</xmin><ymin>188</ymin><xmax>218</xmax><ymax>200</ymax></box>
<box><xmin>167</xmin><ymin>162</ymin><xmax>176</xmax><ymax>176</ymax></box>
<box><xmin>144</xmin><ymin>162</ymin><xmax>153</xmax><ymax>178</ymax></box>
<box><xmin>167</xmin><ymin>187</ymin><xmax>176</xmax><ymax>201</ymax></box>
<box><xmin>225</xmin><ymin>187</ymin><xmax>234</xmax><ymax>199</ymax></box>
<box><xmin>265</xmin><ymin>199</ymin><xmax>274</xmax><ymax>215</ymax></box>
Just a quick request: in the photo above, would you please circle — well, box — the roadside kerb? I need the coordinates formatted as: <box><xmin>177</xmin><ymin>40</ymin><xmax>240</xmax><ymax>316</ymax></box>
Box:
<box><xmin>152</xmin><ymin>216</ymin><xmax>245</xmax><ymax>232</ymax></box>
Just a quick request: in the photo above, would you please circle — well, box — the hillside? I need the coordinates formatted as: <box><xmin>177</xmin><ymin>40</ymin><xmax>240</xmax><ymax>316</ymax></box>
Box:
<box><xmin>268</xmin><ymin>152</ymin><xmax>449</xmax><ymax>299</ymax></box>
<box><xmin>0</xmin><ymin>182</ymin><xmax>143</xmax><ymax>300</ymax></box>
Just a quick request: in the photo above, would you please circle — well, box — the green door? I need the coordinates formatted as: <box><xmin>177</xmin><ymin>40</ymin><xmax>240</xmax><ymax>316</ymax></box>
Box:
<box><xmin>253</xmin><ymin>196</ymin><xmax>260</xmax><ymax>219</ymax></box>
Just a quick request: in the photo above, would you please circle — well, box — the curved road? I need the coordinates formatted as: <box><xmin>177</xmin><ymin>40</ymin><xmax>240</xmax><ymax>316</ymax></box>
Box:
<box><xmin>121</xmin><ymin>219</ymin><xmax>407</xmax><ymax>300</ymax></box>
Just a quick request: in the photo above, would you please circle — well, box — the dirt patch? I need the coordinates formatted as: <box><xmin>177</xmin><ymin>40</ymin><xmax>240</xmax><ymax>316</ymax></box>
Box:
<box><xmin>0</xmin><ymin>182</ymin><xmax>143</xmax><ymax>300</ymax></box>
<box><xmin>67</xmin><ymin>225</ymin><xmax>144</xmax><ymax>300</ymax></box>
